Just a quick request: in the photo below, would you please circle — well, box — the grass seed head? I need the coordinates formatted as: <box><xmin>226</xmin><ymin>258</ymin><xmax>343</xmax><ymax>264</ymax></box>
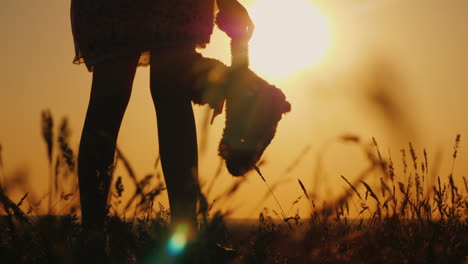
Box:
<box><xmin>41</xmin><ymin>110</ymin><xmax>54</xmax><ymax>164</ymax></box>
<box><xmin>453</xmin><ymin>134</ymin><xmax>461</xmax><ymax>159</ymax></box>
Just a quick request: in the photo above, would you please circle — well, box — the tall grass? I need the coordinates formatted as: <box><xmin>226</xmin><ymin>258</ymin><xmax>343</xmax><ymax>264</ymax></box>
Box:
<box><xmin>0</xmin><ymin>111</ymin><xmax>466</xmax><ymax>263</ymax></box>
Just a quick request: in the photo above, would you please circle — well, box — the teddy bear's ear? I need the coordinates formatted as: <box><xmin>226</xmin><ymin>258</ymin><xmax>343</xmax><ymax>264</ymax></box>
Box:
<box><xmin>282</xmin><ymin>100</ymin><xmax>292</xmax><ymax>114</ymax></box>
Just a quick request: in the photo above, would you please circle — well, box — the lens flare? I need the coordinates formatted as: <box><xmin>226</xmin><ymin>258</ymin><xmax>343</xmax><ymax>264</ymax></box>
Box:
<box><xmin>166</xmin><ymin>223</ymin><xmax>190</xmax><ymax>256</ymax></box>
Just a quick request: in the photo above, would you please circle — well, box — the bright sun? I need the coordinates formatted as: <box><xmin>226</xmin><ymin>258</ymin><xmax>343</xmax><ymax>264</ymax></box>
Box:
<box><xmin>248</xmin><ymin>0</ymin><xmax>331</xmax><ymax>79</ymax></box>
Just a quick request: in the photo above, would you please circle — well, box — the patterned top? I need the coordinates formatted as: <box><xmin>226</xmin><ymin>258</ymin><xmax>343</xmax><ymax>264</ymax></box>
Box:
<box><xmin>71</xmin><ymin>0</ymin><xmax>215</xmax><ymax>71</ymax></box>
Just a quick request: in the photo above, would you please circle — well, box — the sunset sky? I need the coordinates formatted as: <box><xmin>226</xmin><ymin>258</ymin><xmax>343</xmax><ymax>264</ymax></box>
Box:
<box><xmin>1</xmin><ymin>0</ymin><xmax>467</xmax><ymax>218</ymax></box>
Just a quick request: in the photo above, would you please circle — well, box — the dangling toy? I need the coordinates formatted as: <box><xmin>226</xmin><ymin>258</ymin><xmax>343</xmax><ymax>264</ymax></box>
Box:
<box><xmin>216</xmin><ymin>0</ymin><xmax>291</xmax><ymax>176</ymax></box>
<box><xmin>192</xmin><ymin>0</ymin><xmax>291</xmax><ymax>176</ymax></box>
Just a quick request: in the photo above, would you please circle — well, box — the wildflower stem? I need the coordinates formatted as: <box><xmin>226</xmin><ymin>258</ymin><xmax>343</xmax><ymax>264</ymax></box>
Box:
<box><xmin>255</xmin><ymin>165</ymin><xmax>287</xmax><ymax>219</ymax></box>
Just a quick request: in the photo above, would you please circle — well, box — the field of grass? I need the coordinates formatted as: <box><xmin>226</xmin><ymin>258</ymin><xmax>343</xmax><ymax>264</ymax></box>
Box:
<box><xmin>0</xmin><ymin>112</ymin><xmax>466</xmax><ymax>263</ymax></box>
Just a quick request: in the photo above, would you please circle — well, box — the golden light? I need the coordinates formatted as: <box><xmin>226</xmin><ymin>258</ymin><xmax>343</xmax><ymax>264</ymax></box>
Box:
<box><xmin>248</xmin><ymin>0</ymin><xmax>331</xmax><ymax>79</ymax></box>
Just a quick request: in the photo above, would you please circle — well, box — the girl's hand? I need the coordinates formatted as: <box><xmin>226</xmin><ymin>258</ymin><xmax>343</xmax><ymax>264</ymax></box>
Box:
<box><xmin>216</xmin><ymin>0</ymin><xmax>254</xmax><ymax>41</ymax></box>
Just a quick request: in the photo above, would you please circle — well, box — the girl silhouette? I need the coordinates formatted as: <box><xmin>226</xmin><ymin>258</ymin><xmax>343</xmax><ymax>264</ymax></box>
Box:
<box><xmin>71</xmin><ymin>0</ymin><xmax>253</xmax><ymax>231</ymax></box>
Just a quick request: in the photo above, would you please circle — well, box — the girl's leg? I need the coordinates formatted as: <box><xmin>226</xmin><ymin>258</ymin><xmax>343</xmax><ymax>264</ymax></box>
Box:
<box><xmin>78</xmin><ymin>53</ymin><xmax>140</xmax><ymax>228</ymax></box>
<box><xmin>150</xmin><ymin>45</ymin><xmax>200</xmax><ymax>228</ymax></box>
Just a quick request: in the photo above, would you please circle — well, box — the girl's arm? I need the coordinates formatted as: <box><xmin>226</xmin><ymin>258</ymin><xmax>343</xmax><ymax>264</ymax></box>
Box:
<box><xmin>215</xmin><ymin>0</ymin><xmax>254</xmax><ymax>68</ymax></box>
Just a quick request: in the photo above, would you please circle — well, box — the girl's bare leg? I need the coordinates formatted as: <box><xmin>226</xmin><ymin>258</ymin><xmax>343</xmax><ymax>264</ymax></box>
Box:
<box><xmin>78</xmin><ymin>53</ymin><xmax>140</xmax><ymax>228</ymax></box>
<box><xmin>150</xmin><ymin>45</ymin><xmax>200</xmax><ymax>229</ymax></box>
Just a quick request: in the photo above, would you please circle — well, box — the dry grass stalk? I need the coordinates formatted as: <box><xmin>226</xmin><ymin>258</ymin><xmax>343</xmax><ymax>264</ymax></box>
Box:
<box><xmin>41</xmin><ymin>110</ymin><xmax>54</xmax><ymax>215</ymax></box>
<box><xmin>463</xmin><ymin>176</ymin><xmax>468</xmax><ymax>194</ymax></box>
<box><xmin>341</xmin><ymin>175</ymin><xmax>362</xmax><ymax>200</ymax></box>
<box><xmin>451</xmin><ymin>134</ymin><xmax>461</xmax><ymax>174</ymax></box>
<box><xmin>401</xmin><ymin>148</ymin><xmax>407</xmax><ymax>175</ymax></box>
<box><xmin>205</xmin><ymin>158</ymin><xmax>224</xmax><ymax>196</ymax></box>
<box><xmin>17</xmin><ymin>193</ymin><xmax>28</xmax><ymax>208</ymax></box>
<box><xmin>372</xmin><ymin>137</ymin><xmax>383</xmax><ymax>163</ymax></box>
<box><xmin>41</xmin><ymin>110</ymin><xmax>54</xmax><ymax>165</ymax></box>
<box><xmin>452</xmin><ymin>134</ymin><xmax>461</xmax><ymax>159</ymax></box>
<box><xmin>58</xmin><ymin>118</ymin><xmax>76</xmax><ymax>172</ymax></box>
<box><xmin>0</xmin><ymin>188</ymin><xmax>29</xmax><ymax>224</ymax></box>
<box><xmin>298</xmin><ymin>178</ymin><xmax>313</xmax><ymax>208</ymax></box>
<box><xmin>361</xmin><ymin>180</ymin><xmax>381</xmax><ymax>207</ymax></box>
<box><xmin>423</xmin><ymin>148</ymin><xmax>428</xmax><ymax>175</ymax></box>
<box><xmin>283</xmin><ymin>145</ymin><xmax>311</xmax><ymax>176</ymax></box>
<box><xmin>115</xmin><ymin>147</ymin><xmax>137</xmax><ymax>184</ymax></box>
<box><xmin>255</xmin><ymin>166</ymin><xmax>287</xmax><ymax>220</ymax></box>
<box><xmin>409</xmin><ymin>142</ymin><xmax>418</xmax><ymax>171</ymax></box>
<box><xmin>154</xmin><ymin>155</ymin><xmax>160</xmax><ymax>170</ymax></box>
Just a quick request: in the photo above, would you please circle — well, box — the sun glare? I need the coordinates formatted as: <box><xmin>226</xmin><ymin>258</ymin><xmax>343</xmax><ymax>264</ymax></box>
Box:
<box><xmin>248</xmin><ymin>0</ymin><xmax>331</xmax><ymax>79</ymax></box>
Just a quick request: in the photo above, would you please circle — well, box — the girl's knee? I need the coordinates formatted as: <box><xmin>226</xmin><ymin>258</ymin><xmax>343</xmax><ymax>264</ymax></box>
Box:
<box><xmin>89</xmin><ymin>55</ymin><xmax>139</xmax><ymax>109</ymax></box>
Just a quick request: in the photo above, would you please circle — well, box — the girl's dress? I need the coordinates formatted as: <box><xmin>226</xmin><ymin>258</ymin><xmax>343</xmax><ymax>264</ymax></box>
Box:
<box><xmin>71</xmin><ymin>0</ymin><xmax>215</xmax><ymax>71</ymax></box>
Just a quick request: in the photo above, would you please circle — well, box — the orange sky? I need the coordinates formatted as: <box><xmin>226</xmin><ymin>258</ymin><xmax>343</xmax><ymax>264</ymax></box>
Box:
<box><xmin>1</xmin><ymin>0</ymin><xmax>468</xmax><ymax>218</ymax></box>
